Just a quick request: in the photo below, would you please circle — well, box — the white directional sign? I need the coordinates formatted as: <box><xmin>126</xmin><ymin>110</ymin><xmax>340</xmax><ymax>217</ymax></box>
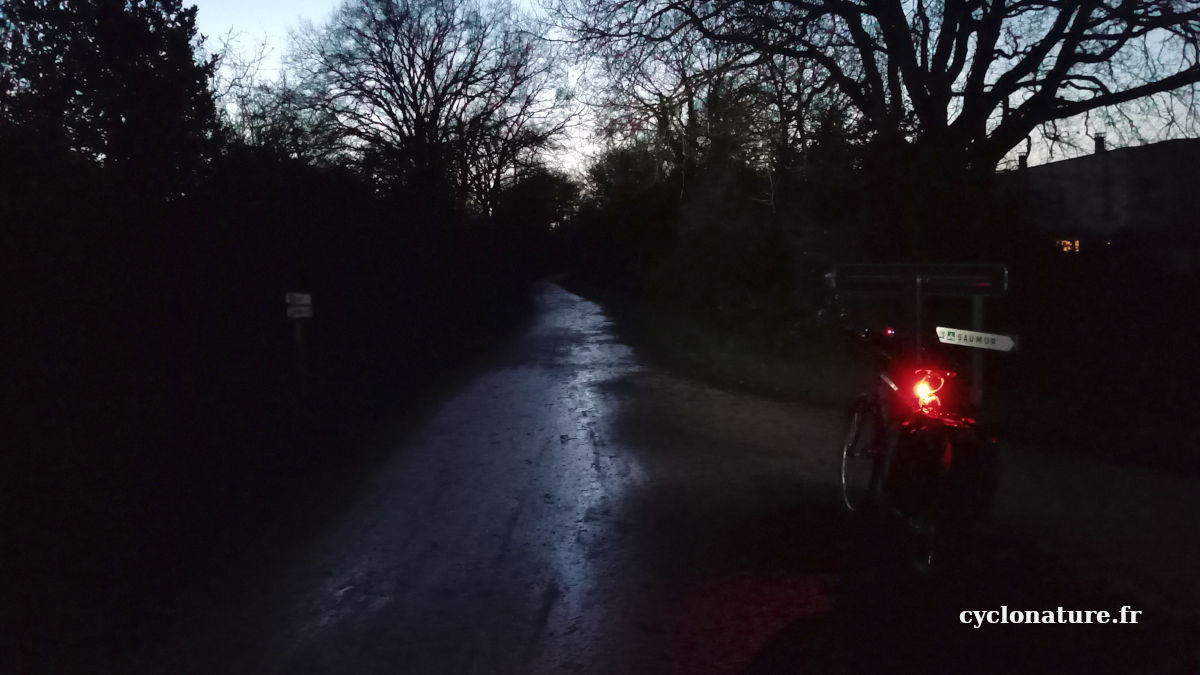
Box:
<box><xmin>286</xmin><ymin>291</ymin><xmax>313</xmax><ymax>319</ymax></box>
<box><xmin>936</xmin><ymin>326</ymin><xmax>1017</xmax><ymax>352</ymax></box>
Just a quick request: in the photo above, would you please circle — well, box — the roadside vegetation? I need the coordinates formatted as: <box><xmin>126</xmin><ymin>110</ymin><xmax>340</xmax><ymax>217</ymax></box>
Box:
<box><xmin>3</xmin><ymin>0</ymin><xmax>1200</xmax><ymax>666</ymax></box>
<box><xmin>1</xmin><ymin>0</ymin><xmax>573</xmax><ymax>666</ymax></box>
<box><xmin>547</xmin><ymin>0</ymin><xmax>1200</xmax><ymax>473</ymax></box>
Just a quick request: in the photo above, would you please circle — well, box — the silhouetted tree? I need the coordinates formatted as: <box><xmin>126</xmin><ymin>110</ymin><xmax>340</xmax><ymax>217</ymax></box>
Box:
<box><xmin>495</xmin><ymin>164</ymin><xmax>578</xmax><ymax>232</ymax></box>
<box><xmin>555</xmin><ymin>0</ymin><xmax>1200</xmax><ymax>256</ymax></box>
<box><xmin>207</xmin><ymin>36</ymin><xmax>344</xmax><ymax>164</ymax></box>
<box><xmin>0</xmin><ymin>0</ymin><xmax>220</xmax><ymax>202</ymax></box>
<box><xmin>287</xmin><ymin>0</ymin><xmax>572</xmax><ymax>214</ymax></box>
<box><xmin>583</xmin><ymin>24</ymin><xmax>856</xmax><ymax>198</ymax></box>
<box><xmin>491</xmin><ymin>164</ymin><xmax>579</xmax><ymax>270</ymax></box>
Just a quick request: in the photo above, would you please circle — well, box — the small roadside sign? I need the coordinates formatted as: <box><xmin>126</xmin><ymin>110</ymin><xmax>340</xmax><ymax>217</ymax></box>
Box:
<box><xmin>936</xmin><ymin>326</ymin><xmax>1017</xmax><ymax>352</ymax></box>
<box><xmin>286</xmin><ymin>291</ymin><xmax>313</xmax><ymax>319</ymax></box>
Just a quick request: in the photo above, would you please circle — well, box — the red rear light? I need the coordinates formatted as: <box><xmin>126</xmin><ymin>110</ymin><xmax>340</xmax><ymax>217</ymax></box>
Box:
<box><xmin>884</xmin><ymin>326</ymin><xmax>895</xmax><ymax>336</ymax></box>
<box><xmin>914</xmin><ymin>380</ymin><xmax>935</xmax><ymax>404</ymax></box>
<box><xmin>912</xmin><ymin>370</ymin><xmax>945</xmax><ymax>410</ymax></box>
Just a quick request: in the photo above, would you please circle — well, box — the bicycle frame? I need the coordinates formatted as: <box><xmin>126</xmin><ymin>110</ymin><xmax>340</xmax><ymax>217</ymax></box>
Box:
<box><xmin>841</xmin><ymin>326</ymin><xmax>999</xmax><ymax>577</ymax></box>
<box><xmin>830</xmin><ymin>264</ymin><xmax>1008</xmax><ymax>576</ymax></box>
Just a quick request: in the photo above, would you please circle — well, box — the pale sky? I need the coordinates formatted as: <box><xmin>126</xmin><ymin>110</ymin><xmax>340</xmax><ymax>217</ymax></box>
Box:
<box><xmin>190</xmin><ymin>0</ymin><xmax>592</xmax><ymax>172</ymax></box>
<box><xmin>188</xmin><ymin>0</ymin><xmax>1191</xmax><ymax>172</ymax></box>
<box><xmin>192</xmin><ymin>0</ymin><xmax>342</xmax><ymax>76</ymax></box>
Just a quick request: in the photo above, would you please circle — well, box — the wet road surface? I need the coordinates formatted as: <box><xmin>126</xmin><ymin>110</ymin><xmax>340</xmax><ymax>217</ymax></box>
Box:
<box><xmin>155</xmin><ymin>283</ymin><xmax>1199</xmax><ymax>673</ymax></box>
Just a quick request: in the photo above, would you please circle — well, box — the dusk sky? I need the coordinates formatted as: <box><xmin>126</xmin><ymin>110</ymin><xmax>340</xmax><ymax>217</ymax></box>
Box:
<box><xmin>191</xmin><ymin>0</ymin><xmax>590</xmax><ymax>172</ymax></box>
<box><xmin>193</xmin><ymin>0</ymin><xmax>342</xmax><ymax>75</ymax></box>
<box><xmin>186</xmin><ymin>0</ymin><xmax>1160</xmax><ymax>170</ymax></box>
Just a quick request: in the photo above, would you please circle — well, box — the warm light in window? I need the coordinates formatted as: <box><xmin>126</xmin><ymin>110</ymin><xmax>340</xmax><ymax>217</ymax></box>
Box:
<box><xmin>1055</xmin><ymin>239</ymin><xmax>1080</xmax><ymax>253</ymax></box>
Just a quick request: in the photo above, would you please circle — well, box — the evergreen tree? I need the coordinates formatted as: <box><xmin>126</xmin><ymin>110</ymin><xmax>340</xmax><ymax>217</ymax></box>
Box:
<box><xmin>1</xmin><ymin>0</ymin><xmax>220</xmax><ymax>201</ymax></box>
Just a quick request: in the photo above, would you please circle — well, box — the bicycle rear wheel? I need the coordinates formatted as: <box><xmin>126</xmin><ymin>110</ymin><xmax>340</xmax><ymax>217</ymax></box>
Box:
<box><xmin>902</xmin><ymin>428</ymin><xmax>970</xmax><ymax>580</ymax></box>
<box><xmin>841</xmin><ymin>395</ymin><xmax>881</xmax><ymax>512</ymax></box>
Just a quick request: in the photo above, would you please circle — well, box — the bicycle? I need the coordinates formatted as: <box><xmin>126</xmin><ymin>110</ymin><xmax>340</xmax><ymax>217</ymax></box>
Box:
<box><xmin>838</xmin><ymin>321</ymin><xmax>1001</xmax><ymax>577</ymax></box>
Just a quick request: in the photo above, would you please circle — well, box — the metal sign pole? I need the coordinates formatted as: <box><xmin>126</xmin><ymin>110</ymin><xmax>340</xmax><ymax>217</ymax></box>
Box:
<box><xmin>286</xmin><ymin>292</ymin><xmax>314</xmax><ymax>401</ymax></box>
<box><xmin>829</xmin><ymin>264</ymin><xmax>1015</xmax><ymax>407</ymax></box>
<box><xmin>971</xmin><ymin>295</ymin><xmax>984</xmax><ymax>407</ymax></box>
<box><xmin>293</xmin><ymin>316</ymin><xmax>308</xmax><ymax>400</ymax></box>
<box><xmin>914</xmin><ymin>275</ymin><xmax>924</xmax><ymax>362</ymax></box>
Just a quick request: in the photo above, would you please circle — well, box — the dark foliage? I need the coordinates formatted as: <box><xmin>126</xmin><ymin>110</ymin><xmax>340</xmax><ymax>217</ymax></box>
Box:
<box><xmin>563</xmin><ymin>140</ymin><xmax>813</xmax><ymax>344</ymax></box>
<box><xmin>1</xmin><ymin>0</ymin><xmax>221</xmax><ymax>202</ymax></box>
<box><xmin>0</xmin><ymin>2</ymin><xmax>569</xmax><ymax>670</ymax></box>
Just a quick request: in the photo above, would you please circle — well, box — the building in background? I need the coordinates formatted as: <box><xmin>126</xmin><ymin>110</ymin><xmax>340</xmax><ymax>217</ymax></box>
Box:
<box><xmin>1008</xmin><ymin>137</ymin><xmax>1200</xmax><ymax>275</ymax></box>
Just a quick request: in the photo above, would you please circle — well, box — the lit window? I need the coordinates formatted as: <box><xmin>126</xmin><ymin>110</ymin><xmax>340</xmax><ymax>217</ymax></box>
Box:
<box><xmin>1055</xmin><ymin>239</ymin><xmax>1081</xmax><ymax>253</ymax></box>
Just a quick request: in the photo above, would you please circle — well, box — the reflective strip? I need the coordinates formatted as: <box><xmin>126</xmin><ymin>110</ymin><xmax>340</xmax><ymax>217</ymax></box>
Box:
<box><xmin>880</xmin><ymin>373</ymin><xmax>899</xmax><ymax>392</ymax></box>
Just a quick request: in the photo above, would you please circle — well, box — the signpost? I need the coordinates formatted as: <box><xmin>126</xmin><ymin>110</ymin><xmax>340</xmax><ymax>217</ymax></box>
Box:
<box><xmin>826</xmin><ymin>263</ymin><xmax>1008</xmax><ymax>296</ymax></box>
<box><xmin>826</xmin><ymin>263</ymin><xmax>1013</xmax><ymax>406</ymax></box>
<box><xmin>935</xmin><ymin>327</ymin><xmax>1018</xmax><ymax>352</ymax></box>
<box><xmin>286</xmin><ymin>292</ymin><xmax>313</xmax><ymax>317</ymax></box>
<box><xmin>286</xmin><ymin>291</ymin><xmax>313</xmax><ymax>397</ymax></box>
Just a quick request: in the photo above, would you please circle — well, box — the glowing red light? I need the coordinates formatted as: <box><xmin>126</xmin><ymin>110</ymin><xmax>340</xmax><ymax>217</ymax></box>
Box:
<box><xmin>885</xmin><ymin>327</ymin><xmax>895</xmax><ymax>336</ymax></box>
<box><xmin>912</xmin><ymin>370</ymin><xmax>944</xmax><ymax>410</ymax></box>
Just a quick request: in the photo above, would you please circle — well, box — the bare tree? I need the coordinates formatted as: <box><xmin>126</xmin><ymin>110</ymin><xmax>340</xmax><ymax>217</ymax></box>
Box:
<box><xmin>287</xmin><ymin>0</ymin><xmax>571</xmax><ymax>213</ymax></box>
<box><xmin>586</xmin><ymin>33</ymin><xmax>750</xmax><ymax>185</ymax></box>
<box><xmin>204</xmin><ymin>35</ymin><xmax>339</xmax><ymax>162</ymax></box>
<box><xmin>553</xmin><ymin>0</ymin><xmax>1200</xmax><ymax>254</ymax></box>
<box><xmin>556</xmin><ymin>0</ymin><xmax>1200</xmax><ymax>173</ymax></box>
<box><xmin>752</xmin><ymin>54</ymin><xmax>857</xmax><ymax>174</ymax></box>
<box><xmin>580</xmin><ymin>23</ymin><xmax>851</xmax><ymax>201</ymax></box>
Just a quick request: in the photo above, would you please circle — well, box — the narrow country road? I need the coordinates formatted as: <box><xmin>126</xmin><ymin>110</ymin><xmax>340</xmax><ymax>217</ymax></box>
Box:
<box><xmin>151</xmin><ymin>283</ymin><xmax>1199</xmax><ymax>674</ymax></box>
